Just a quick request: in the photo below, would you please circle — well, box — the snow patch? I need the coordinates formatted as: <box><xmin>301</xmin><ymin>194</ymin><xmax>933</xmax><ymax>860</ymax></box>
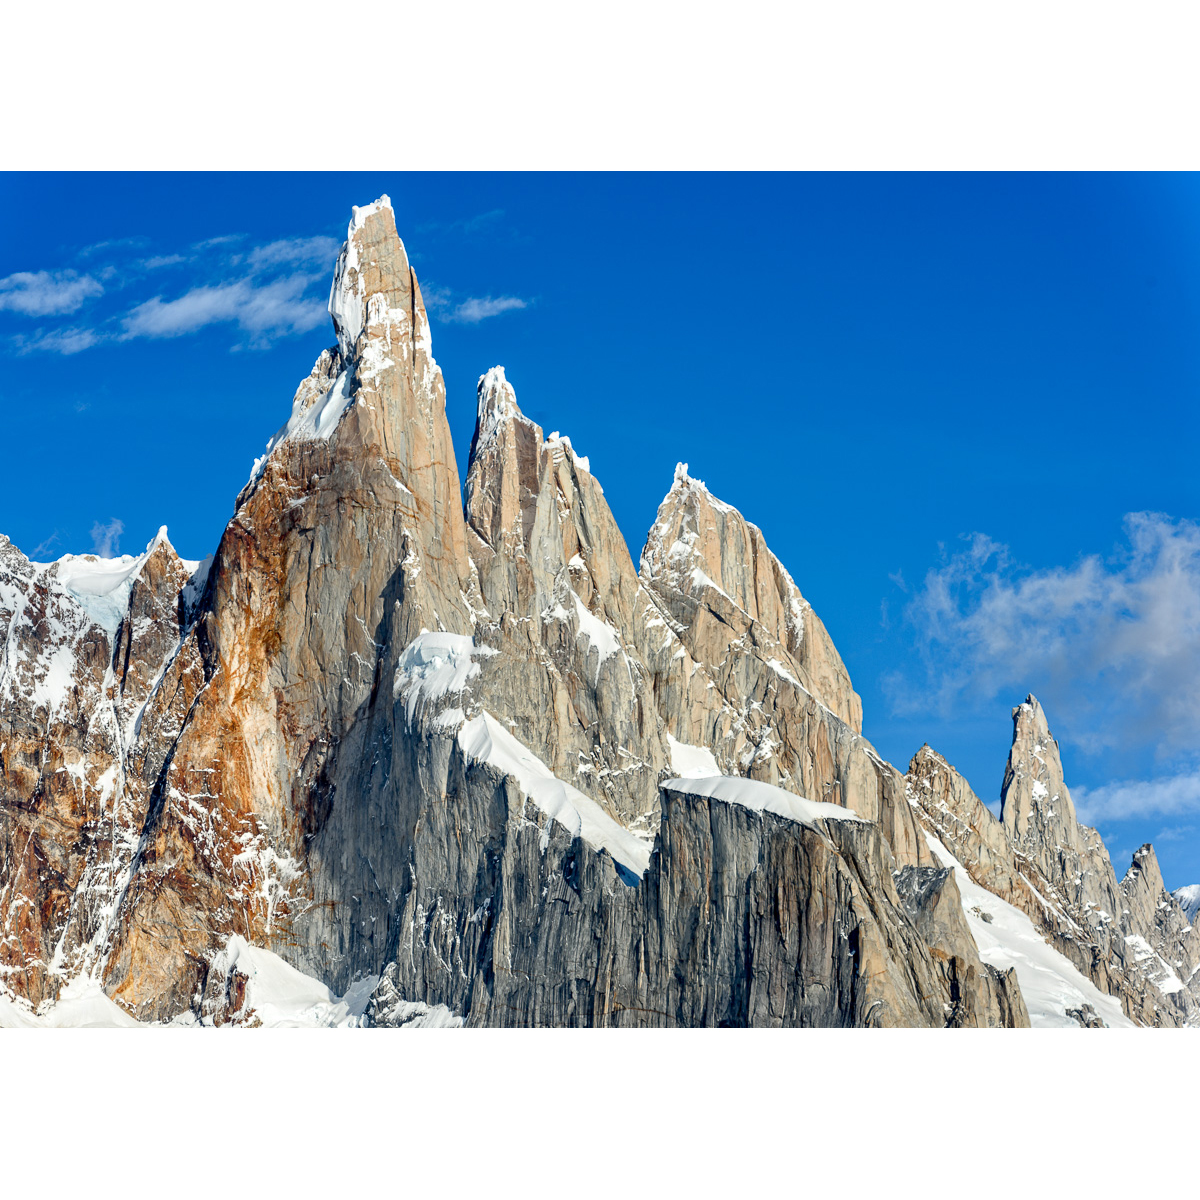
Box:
<box><xmin>667</xmin><ymin>734</ymin><xmax>721</xmax><ymax>778</ymax></box>
<box><xmin>33</xmin><ymin>525</ymin><xmax>180</xmax><ymax>636</ymax></box>
<box><xmin>393</xmin><ymin>631</ymin><xmax>497</xmax><ymax>730</ymax></box>
<box><xmin>0</xmin><ymin>936</ymin><xmax>461</xmax><ymax>1029</ymax></box>
<box><xmin>0</xmin><ymin>976</ymin><xmax>142</xmax><ymax>1028</ymax></box>
<box><xmin>248</xmin><ymin>367</ymin><xmax>354</xmax><ymax>485</ymax></box>
<box><xmin>546</xmin><ymin>430</ymin><xmax>590</xmax><ymax>475</ymax></box>
<box><xmin>1172</xmin><ymin>883</ymin><xmax>1200</xmax><ymax>924</ymax></box>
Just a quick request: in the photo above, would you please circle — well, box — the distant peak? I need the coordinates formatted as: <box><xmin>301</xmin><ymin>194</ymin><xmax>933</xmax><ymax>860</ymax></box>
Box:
<box><xmin>474</xmin><ymin>366</ymin><xmax>524</xmax><ymax>445</ymax></box>
<box><xmin>662</xmin><ymin>461</ymin><xmax>734</xmax><ymax>516</ymax></box>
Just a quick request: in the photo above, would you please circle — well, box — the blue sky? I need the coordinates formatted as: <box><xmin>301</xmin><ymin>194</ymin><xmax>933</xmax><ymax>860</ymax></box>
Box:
<box><xmin>3</xmin><ymin>172</ymin><xmax>1199</xmax><ymax>888</ymax></box>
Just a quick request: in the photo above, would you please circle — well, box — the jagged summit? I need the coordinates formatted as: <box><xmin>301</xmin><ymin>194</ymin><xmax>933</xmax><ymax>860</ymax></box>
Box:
<box><xmin>641</xmin><ymin>460</ymin><xmax>863</xmax><ymax>733</ymax></box>
<box><xmin>470</xmin><ymin>365</ymin><xmax>530</xmax><ymax>460</ymax></box>
<box><xmin>328</xmin><ymin>195</ymin><xmax>405</xmax><ymax>358</ymax></box>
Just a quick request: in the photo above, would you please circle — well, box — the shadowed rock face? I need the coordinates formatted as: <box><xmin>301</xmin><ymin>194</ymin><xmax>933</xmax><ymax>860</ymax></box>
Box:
<box><xmin>8</xmin><ymin>195</ymin><xmax>1181</xmax><ymax>1029</ymax></box>
<box><xmin>364</xmin><ymin>765</ymin><xmax>1011</xmax><ymax>1029</ymax></box>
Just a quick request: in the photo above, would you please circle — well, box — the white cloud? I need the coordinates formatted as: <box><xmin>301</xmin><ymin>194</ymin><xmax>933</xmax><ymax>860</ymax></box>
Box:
<box><xmin>0</xmin><ymin>270</ymin><xmax>103</xmax><ymax>316</ymax></box>
<box><xmin>1075</xmin><ymin>772</ymin><xmax>1200</xmax><ymax>825</ymax></box>
<box><xmin>423</xmin><ymin>283</ymin><xmax>529</xmax><ymax>325</ymax></box>
<box><xmin>32</xmin><ymin>531</ymin><xmax>62</xmax><ymax>558</ymax></box>
<box><xmin>450</xmin><ymin>295</ymin><xmax>527</xmax><ymax>323</ymax></box>
<box><xmin>90</xmin><ymin>518</ymin><xmax>124</xmax><ymax>558</ymax></box>
<box><xmin>246</xmin><ymin>236</ymin><xmax>339</xmax><ymax>271</ymax></box>
<box><xmin>122</xmin><ymin>275</ymin><xmax>326</xmax><ymax>346</ymax></box>
<box><xmin>887</xmin><ymin>512</ymin><xmax>1200</xmax><ymax>759</ymax></box>
<box><xmin>141</xmin><ymin>254</ymin><xmax>188</xmax><ymax>270</ymax></box>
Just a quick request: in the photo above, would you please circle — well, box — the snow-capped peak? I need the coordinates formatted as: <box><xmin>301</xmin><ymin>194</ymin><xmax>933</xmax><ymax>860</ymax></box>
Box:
<box><xmin>349</xmin><ymin>194</ymin><xmax>393</xmax><ymax>233</ymax></box>
<box><xmin>328</xmin><ymin>195</ymin><xmax>402</xmax><ymax>359</ymax></box>
<box><xmin>32</xmin><ymin>526</ymin><xmax>190</xmax><ymax>636</ymax></box>
<box><xmin>474</xmin><ymin>365</ymin><xmax>523</xmax><ymax>445</ymax></box>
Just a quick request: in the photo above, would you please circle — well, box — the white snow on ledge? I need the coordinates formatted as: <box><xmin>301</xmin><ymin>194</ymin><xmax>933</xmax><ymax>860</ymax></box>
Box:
<box><xmin>663</xmin><ymin>774</ymin><xmax>864</xmax><ymax>829</ymax></box>
<box><xmin>458</xmin><ymin>711</ymin><xmax>651</xmax><ymax>878</ymax></box>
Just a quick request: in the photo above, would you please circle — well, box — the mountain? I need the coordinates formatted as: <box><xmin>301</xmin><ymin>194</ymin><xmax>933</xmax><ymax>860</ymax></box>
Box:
<box><xmin>1</xmin><ymin>197</ymin><xmax>1195</xmax><ymax>1028</ymax></box>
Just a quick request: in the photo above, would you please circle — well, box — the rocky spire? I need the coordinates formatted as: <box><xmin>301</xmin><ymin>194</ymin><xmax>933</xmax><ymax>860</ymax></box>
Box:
<box><xmin>462</xmin><ymin>366</ymin><xmax>670</xmax><ymax>827</ymax></box>
<box><xmin>101</xmin><ymin>199</ymin><xmax>486</xmax><ymax>1013</ymax></box>
<box><xmin>636</xmin><ymin>464</ymin><xmax>931</xmax><ymax>867</ymax></box>
<box><xmin>640</xmin><ymin>463</ymin><xmax>861</xmax><ymax>732</ymax></box>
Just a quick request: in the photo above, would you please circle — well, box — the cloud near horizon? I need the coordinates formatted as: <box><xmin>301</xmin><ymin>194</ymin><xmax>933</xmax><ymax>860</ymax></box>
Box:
<box><xmin>886</xmin><ymin>511</ymin><xmax>1200</xmax><ymax>821</ymax></box>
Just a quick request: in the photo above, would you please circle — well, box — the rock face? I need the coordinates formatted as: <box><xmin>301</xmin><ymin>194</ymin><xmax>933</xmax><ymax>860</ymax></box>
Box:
<box><xmin>905</xmin><ymin>698</ymin><xmax>1200</xmax><ymax>1027</ymax></box>
<box><xmin>0</xmin><ymin>529</ymin><xmax>203</xmax><ymax>1007</ymax></box>
<box><xmin>637</xmin><ymin>467</ymin><xmax>934</xmax><ymax>872</ymax></box>
<box><xmin>0</xmin><ymin>197</ymin><xmax>1190</xmax><ymax>1028</ymax></box>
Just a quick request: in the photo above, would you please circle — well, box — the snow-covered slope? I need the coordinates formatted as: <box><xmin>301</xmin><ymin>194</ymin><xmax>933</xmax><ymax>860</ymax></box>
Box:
<box><xmin>667</xmin><ymin>734</ymin><xmax>721</xmax><ymax>778</ymax></box>
<box><xmin>459</xmin><ymin>711</ymin><xmax>652</xmax><ymax>877</ymax></box>
<box><xmin>924</xmin><ymin>832</ymin><xmax>1133</xmax><ymax>1028</ymax></box>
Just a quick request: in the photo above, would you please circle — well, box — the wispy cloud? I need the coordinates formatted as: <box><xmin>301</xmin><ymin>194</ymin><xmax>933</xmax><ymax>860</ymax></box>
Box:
<box><xmin>192</xmin><ymin>233</ymin><xmax>245</xmax><ymax>251</ymax></box>
<box><xmin>122</xmin><ymin>276</ymin><xmax>326</xmax><ymax>347</ymax></box>
<box><xmin>12</xmin><ymin>327</ymin><xmax>102</xmax><ymax>355</ymax></box>
<box><xmin>2</xmin><ymin>228</ymin><xmax>340</xmax><ymax>355</ymax></box>
<box><xmin>2</xmin><ymin>225</ymin><xmax>526</xmax><ymax>353</ymax></box>
<box><xmin>451</xmin><ymin>295</ymin><xmax>528</xmax><ymax>323</ymax></box>
<box><xmin>141</xmin><ymin>254</ymin><xmax>188</xmax><ymax>270</ymax></box>
<box><xmin>0</xmin><ymin>270</ymin><xmax>104</xmax><ymax>316</ymax></box>
<box><xmin>32</xmin><ymin>531</ymin><xmax>63</xmax><ymax>558</ymax></box>
<box><xmin>416</xmin><ymin>209</ymin><xmax>505</xmax><ymax>238</ymax></box>
<box><xmin>423</xmin><ymin>283</ymin><xmax>529</xmax><ymax>325</ymax></box>
<box><xmin>76</xmin><ymin>236</ymin><xmax>150</xmax><ymax>259</ymax></box>
<box><xmin>246</xmin><ymin>236</ymin><xmax>339</xmax><ymax>271</ymax></box>
<box><xmin>90</xmin><ymin>518</ymin><xmax>124</xmax><ymax>558</ymax></box>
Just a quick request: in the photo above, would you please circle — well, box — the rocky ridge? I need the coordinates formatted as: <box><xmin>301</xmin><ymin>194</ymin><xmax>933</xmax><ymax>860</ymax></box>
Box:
<box><xmin>905</xmin><ymin>698</ymin><xmax>1200</xmax><ymax>1027</ymax></box>
<box><xmin>1</xmin><ymin>197</ymin><xmax>1194</xmax><ymax>1028</ymax></box>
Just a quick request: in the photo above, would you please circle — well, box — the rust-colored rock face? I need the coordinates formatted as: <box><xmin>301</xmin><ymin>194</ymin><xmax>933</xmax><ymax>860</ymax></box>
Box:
<box><xmin>0</xmin><ymin>197</ymin><xmax>1189</xmax><ymax>1028</ymax></box>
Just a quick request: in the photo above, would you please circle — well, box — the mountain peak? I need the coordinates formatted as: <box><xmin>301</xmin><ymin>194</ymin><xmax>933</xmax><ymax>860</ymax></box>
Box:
<box><xmin>474</xmin><ymin>365</ymin><xmax>527</xmax><ymax>448</ymax></box>
<box><xmin>349</xmin><ymin>194</ymin><xmax>393</xmax><ymax>233</ymax></box>
<box><xmin>327</xmin><ymin>196</ymin><xmax>408</xmax><ymax>360</ymax></box>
